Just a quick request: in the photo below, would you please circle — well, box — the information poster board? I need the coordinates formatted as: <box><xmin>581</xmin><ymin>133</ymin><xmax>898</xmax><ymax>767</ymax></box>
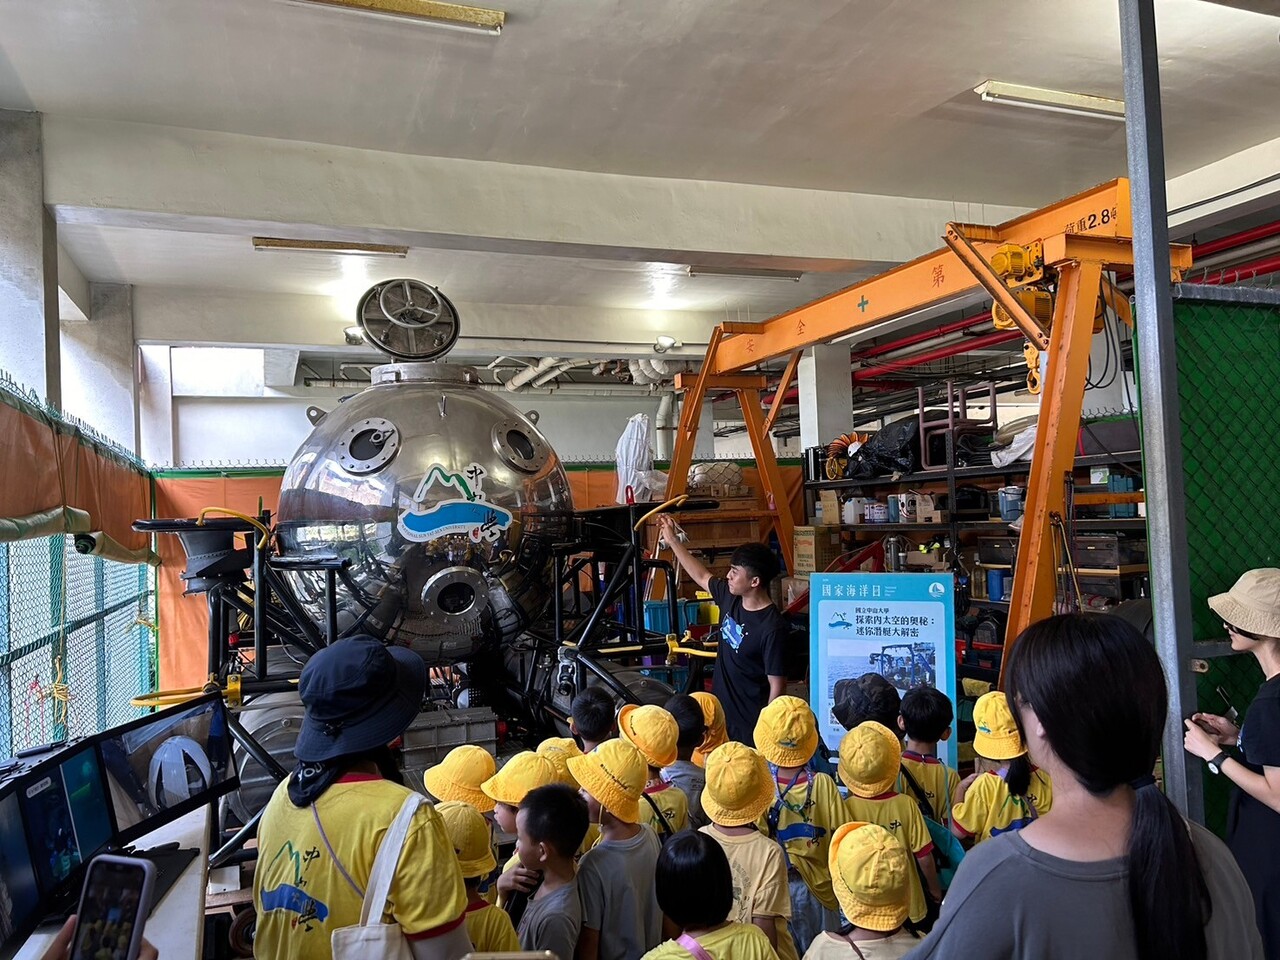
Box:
<box><xmin>809</xmin><ymin>572</ymin><xmax>958</xmax><ymax>768</ymax></box>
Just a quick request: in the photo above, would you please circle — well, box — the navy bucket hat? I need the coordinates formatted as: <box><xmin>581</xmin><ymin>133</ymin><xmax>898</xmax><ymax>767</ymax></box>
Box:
<box><xmin>294</xmin><ymin>636</ymin><xmax>426</xmax><ymax>763</ymax></box>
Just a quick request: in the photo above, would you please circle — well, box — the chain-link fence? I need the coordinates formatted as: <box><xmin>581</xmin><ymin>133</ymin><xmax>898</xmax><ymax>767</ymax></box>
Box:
<box><xmin>1172</xmin><ymin>287</ymin><xmax>1280</xmax><ymax>835</ymax></box>
<box><xmin>0</xmin><ymin>536</ymin><xmax>155</xmax><ymax>758</ymax></box>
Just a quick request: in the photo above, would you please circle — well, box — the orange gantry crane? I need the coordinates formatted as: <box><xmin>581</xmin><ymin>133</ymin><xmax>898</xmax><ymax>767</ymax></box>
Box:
<box><xmin>664</xmin><ymin>178</ymin><xmax>1191</xmax><ymax>674</ymax></box>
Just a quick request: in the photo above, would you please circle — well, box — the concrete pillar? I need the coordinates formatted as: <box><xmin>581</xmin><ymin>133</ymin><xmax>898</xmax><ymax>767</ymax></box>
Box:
<box><xmin>61</xmin><ymin>283</ymin><xmax>138</xmax><ymax>451</ymax></box>
<box><xmin>0</xmin><ymin>110</ymin><xmax>60</xmax><ymax>406</ymax></box>
<box><xmin>138</xmin><ymin>345</ymin><xmax>175</xmax><ymax>466</ymax></box>
<box><xmin>695</xmin><ymin>399</ymin><xmax>716</xmax><ymax>459</ymax></box>
<box><xmin>798</xmin><ymin>344</ymin><xmax>851</xmax><ymax>450</ymax></box>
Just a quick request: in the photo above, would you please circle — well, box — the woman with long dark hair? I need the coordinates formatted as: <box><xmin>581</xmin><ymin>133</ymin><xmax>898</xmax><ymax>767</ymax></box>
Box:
<box><xmin>905</xmin><ymin>614</ymin><xmax>1262</xmax><ymax>960</ymax></box>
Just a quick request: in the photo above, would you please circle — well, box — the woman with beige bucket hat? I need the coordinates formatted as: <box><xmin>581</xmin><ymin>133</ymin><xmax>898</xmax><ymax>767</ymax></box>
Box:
<box><xmin>1184</xmin><ymin>568</ymin><xmax>1280</xmax><ymax>957</ymax></box>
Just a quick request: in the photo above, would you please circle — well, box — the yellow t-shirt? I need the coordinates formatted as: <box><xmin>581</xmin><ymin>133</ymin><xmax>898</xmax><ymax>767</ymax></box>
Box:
<box><xmin>802</xmin><ymin>930</ymin><xmax>918</xmax><ymax>960</ymax></box>
<box><xmin>253</xmin><ymin>776</ymin><xmax>467</xmax><ymax>960</ymax></box>
<box><xmin>643</xmin><ymin>922</ymin><xmax>781</xmax><ymax>960</ymax></box>
<box><xmin>463</xmin><ymin>901</ymin><xmax>521</xmax><ymax>952</ymax></box>
<box><xmin>758</xmin><ymin>769</ymin><xmax>844</xmax><ymax>912</ymax></box>
<box><xmin>843</xmin><ymin>792</ymin><xmax>933</xmax><ymax>925</ymax></box>
<box><xmin>897</xmin><ymin>752</ymin><xmax>959</xmax><ymax>825</ymax></box>
<box><xmin>952</xmin><ymin>767</ymin><xmax>1053</xmax><ymax>843</ymax></box>
<box><xmin>699</xmin><ymin>827</ymin><xmax>798</xmax><ymax>960</ymax></box>
<box><xmin>643</xmin><ymin>781</ymin><xmax>689</xmax><ymax>835</ymax></box>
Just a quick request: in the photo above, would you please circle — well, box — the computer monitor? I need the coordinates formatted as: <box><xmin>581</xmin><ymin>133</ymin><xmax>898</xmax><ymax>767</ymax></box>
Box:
<box><xmin>98</xmin><ymin>693</ymin><xmax>237</xmax><ymax>848</ymax></box>
<box><xmin>16</xmin><ymin>743</ymin><xmax>114</xmax><ymax>900</ymax></box>
<box><xmin>0</xmin><ymin>783</ymin><xmax>41</xmax><ymax>959</ymax></box>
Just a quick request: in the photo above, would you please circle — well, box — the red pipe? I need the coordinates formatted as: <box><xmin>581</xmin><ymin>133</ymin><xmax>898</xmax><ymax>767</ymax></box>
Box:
<box><xmin>765</xmin><ymin>329</ymin><xmax>1022</xmax><ymax>404</ymax></box>
<box><xmin>1199</xmin><ymin>254</ymin><xmax>1280</xmax><ymax>286</ymax></box>
<box><xmin>853</xmin><ymin>312</ymin><xmax>994</xmax><ymax>360</ymax></box>
<box><xmin>1193</xmin><ymin>221</ymin><xmax>1280</xmax><ymax>261</ymax></box>
<box><xmin>854</xmin><ymin>329</ymin><xmax>1022</xmax><ymax>381</ymax></box>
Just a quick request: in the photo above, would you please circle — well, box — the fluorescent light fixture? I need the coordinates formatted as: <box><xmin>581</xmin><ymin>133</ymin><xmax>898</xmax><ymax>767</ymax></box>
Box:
<box><xmin>686</xmin><ymin>265</ymin><xmax>804</xmax><ymax>282</ymax></box>
<box><xmin>343</xmin><ymin>325</ymin><xmax>367</xmax><ymax>345</ymax></box>
<box><xmin>653</xmin><ymin>336</ymin><xmax>682</xmax><ymax>354</ymax></box>
<box><xmin>974</xmin><ymin>80</ymin><xmax>1125</xmax><ymax>122</ymax></box>
<box><xmin>252</xmin><ymin>237</ymin><xmax>409</xmax><ymax>257</ymax></box>
<box><xmin>284</xmin><ymin>0</ymin><xmax>504</xmax><ymax>34</ymax></box>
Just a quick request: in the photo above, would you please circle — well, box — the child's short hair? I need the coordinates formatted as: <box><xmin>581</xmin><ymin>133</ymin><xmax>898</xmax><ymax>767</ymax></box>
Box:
<box><xmin>518</xmin><ymin>783</ymin><xmax>589</xmax><ymax>859</ymax></box>
<box><xmin>729</xmin><ymin>542</ymin><xmax>779</xmax><ymax>588</ymax></box>
<box><xmin>655</xmin><ymin>830</ymin><xmax>734</xmax><ymax>929</ymax></box>
<box><xmin>570</xmin><ymin>686</ymin><xmax>617</xmax><ymax>743</ymax></box>
<box><xmin>900</xmin><ymin>686</ymin><xmax>954</xmax><ymax>743</ymax></box>
<box><xmin>664</xmin><ymin>694</ymin><xmax>706</xmax><ymax>752</ymax></box>
<box><xmin>833</xmin><ymin>673</ymin><xmax>901</xmax><ymax>731</ymax></box>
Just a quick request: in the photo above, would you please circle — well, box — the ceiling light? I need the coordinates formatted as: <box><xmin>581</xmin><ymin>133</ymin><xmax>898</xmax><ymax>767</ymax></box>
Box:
<box><xmin>687</xmin><ymin>265</ymin><xmax>804</xmax><ymax>282</ymax></box>
<box><xmin>654</xmin><ymin>336</ymin><xmax>682</xmax><ymax>354</ymax></box>
<box><xmin>284</xmin><ymin>0</ymin><xmax>504</xmax><ymax>34</ymax></box>
<box><xmin>974</xmin><ymin>80</ymin><xmax>1125</xmax><ymax>122</ymax></box>
<box><xmin>253</xmin><ymin>237</ymin><xmax>409</xmax><ymax>257</ymax></box>
<box><xmin>344</xmin><ymin>325</ymin><xmax>367</xmax><ymax>345</ymax></box>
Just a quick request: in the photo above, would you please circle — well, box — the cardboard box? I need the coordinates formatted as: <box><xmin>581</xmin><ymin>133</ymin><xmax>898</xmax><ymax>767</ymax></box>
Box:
<box><xmin>780</xmin><ymin>575</ymin><xmax>810</xmax><ymax>607</ymax></box>
<box><xmin>916</xmin><ymin>494</ymin><xmax>949</xmax><ymax>525</ymax></box>
<box><xmin>793</xmin><ymin>525</ymin><xmax>845</xmax><ymax>575</ymax></box>
<box><xmin>905</xmin><ymin>547</ymin><xmax>942</xmax><ymax>567</ymax></box>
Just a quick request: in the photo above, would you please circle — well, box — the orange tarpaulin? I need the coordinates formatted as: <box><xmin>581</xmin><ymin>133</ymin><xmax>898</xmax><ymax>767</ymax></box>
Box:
<box><xmin>152</xmin><ymin>465</ymin><xmax>805</xmax><ymax>691</ymax></box>
<box><xmin>153</xmin><ymin>474</ymin><xmax>284</xmax><ymax>690</ymax></box>
<box><xmin>0</xmin><ymin>397</ymin><xmax>150</xmax><ymax>550</ymax></box>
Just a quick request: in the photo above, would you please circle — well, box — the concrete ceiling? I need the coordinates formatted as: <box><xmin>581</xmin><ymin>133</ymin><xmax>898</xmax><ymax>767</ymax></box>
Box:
<box><xmin>0</xmin><ymin>0</ymin><xmax>1277</xmax><ymax>206</ymax></box>
<box><xmin>55</xmin><ymin>223</ymin><xmax>883</xmax><ymax>314</ymax></box>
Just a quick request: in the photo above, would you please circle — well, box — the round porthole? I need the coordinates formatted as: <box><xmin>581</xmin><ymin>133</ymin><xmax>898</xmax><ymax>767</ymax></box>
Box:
<box><xmin>491</xmin><ymin>418</ymin><xmax>548</xmax><ymax>473</ymax></box>
<box><xmin>337</xmin><ymin>417</ymin><xmax>400</xmax><ymax>475</ymax></box>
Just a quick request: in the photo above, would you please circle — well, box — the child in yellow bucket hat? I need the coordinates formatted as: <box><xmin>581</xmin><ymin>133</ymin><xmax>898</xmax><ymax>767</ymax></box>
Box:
<box><xmin>802</xmin><ymin>822</ymin><xmax>917</xmax><ymax>959</ymax></box>
<box><xmin>838</xmin><ymin>722</ymin><xmax>940</xmax><ymax>927</ymax></box>
<box><xmin>691</xmin><ymin>691</ymin><xmax>729</xmax><ymax>768</ymax></box>
<box><xmin>620</xmin><ymin>703</ymin><xmax>690</xmax><ymax>836</ymax></box>
<box><xmin>436</xmin><ymin>801</ymin><xmax>520</xmax><ymax>952</ymax></box>
<box><xmin>951</xmin><ymin>691</ymin><xmax>1053</xmax><ymax>844</ymax></box>
<box><xmin>754</xmin><ymin>696</ymin><xmax>844</xmax><ymax>953</ymax></box>
<box><xmin>568</xmin><ymin>739</ymin><xmax>666</xmax><ymax>960</ymax></box>
<box><xmin>485</xmin><ymin>751</ymin><xmax>559</xmax><ymax>908</ymax></box>
<box><xmin>537</xmin><ymin>736</ymin><xmax>603</xmax><ymax>858</ymax></box>
<box><xmin>423</xmin><ymin>744</ymin><xmax>497</xmax><ymax>812</ymax></box>
<box><xmin>661</xmin><ymin>694</ymin><xmax>708</xmax><ymax>828</ymax></box>
<box><xmin>699</xmin><ymin>742</ymin><xmax>800</xmax><ymax>960</ymax></box>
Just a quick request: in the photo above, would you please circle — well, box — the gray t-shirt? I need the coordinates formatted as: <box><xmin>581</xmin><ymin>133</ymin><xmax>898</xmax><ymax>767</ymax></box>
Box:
<box><xmin>662</xmin><ymin>759</ymin><xmax>706</xmax><ymax>828</ymax></box>
<box><xmin>577</xmin><ymin>826</ymin><xmax>663</xmax><ymax>960</ymax></box>
<box><xmin>518</xmin><ymin>878</ymin><xmax>582</xmax><ymax>960</ymax></box>
<box><xmin>904</xmin><ymin>821</ymin><xmax>1263</xmax><ymax>960</ymax></box>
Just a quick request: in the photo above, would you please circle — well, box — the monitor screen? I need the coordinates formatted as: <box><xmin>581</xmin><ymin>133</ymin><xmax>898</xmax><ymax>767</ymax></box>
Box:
<box><xmin>0</xmin><ymin>786</ymin><xmax>41</xmax><ymax>957</ymax></box>
<box><xmin>17</xmin><ymin>745</ymin><xmax>114</xmax><ymax>896</ymax></box>
<box><xmin>98</xmin><ymin>694</ymin><xmax>237</xmax><ymax>846</ymax></box>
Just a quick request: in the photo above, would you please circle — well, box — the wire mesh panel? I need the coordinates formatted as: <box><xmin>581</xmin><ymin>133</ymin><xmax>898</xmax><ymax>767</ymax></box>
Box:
<box><xmin>0</xmin><ymin>535</ymin><xmax>154</xmax><ymax>757</ymax></box>
<box><xmin>1172</xmin><ymin>287</ymin><xmax>1280</xmax><ymax>834</ymax></box>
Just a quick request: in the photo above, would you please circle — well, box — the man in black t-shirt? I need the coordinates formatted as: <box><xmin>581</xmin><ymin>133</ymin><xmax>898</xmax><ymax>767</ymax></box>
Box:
<box><xmin>658</xmin><ymin>515</ymin><xmax>787</xmax><ymax>745</ymax></box>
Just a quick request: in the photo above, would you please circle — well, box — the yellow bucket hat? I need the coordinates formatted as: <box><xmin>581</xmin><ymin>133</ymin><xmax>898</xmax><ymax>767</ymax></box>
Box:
<box><xmin>701</xmin><ymin>742</ymin><xmax>774</xmax><ymax>827</ymax></box>
<box><xmin>691</xmin><ymin>692</ymin><xmax>727</xmax><ymax>769</ymax></box>
<box><xmin>972</xmin><ymin>691</ymin><xmax>1026</xmax><ymax>761</ymax></box>
<box><xmin>754</xmin><ymin>695</ymin><xmax>819</xmax><ymax>769</ymax></box>
<box><xmin>829</xmin><ymin>822</ymin><xmax>911</xmax><ymax>933</ymax></box>
<box><xmin>837</xmin><ymin>722</ymin><xmax>901</xmax><ymax>798</ymax></box>
<box><xmin>436</xmin><ymin>800</ymin><xmax>498</xmax><ymax>879</ymax></box>
<box><xmin>566</xmin><ymin>739</ymin><xmax>647</xmax><ymax>824</ymax></box>
<box><xmin>618</xmin><ymin>704</ymin><xmax>679</xmax><ymax>769</ymax></box>
<box><xmin>537</xmin><ymin>737</ymin><xmax>583</xmax><ymax>789</ymax></box>
<box><xmin>480</xmin><ymin>751</ymin><xmax>558</xmax><ymax>806</ymax></box>
<box><xmin>423</xmin><ymin>744</ymin><xmax>497</xmax><ymax>812</ymax></box>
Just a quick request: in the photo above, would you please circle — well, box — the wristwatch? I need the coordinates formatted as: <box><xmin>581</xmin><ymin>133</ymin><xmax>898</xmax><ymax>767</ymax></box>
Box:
<box><xmin>1207</xmin><ymin>751</ymin><xmax>1230</xmax><ymax>775</ymax></box>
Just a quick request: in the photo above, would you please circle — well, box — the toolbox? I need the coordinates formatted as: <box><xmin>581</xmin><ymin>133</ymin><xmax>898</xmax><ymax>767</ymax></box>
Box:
<box><xmin>1069</xmin><ymin>533</ymin><xmax>1147</xmax><ymax>568</ymax></box>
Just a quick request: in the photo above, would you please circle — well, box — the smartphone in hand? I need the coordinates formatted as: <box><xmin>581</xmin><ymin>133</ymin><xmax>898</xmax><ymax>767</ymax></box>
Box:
<box><xmin>69</xmin><ymin>855</ymin><xmax>156</xmax><ymax>960</ymax></box>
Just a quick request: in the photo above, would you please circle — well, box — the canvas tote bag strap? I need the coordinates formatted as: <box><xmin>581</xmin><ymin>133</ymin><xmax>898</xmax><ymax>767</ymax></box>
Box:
<box><xmin>676</xmin><ymin>933</ymin><xmax>717</xmax><ymax>960</ymax></box>
<box><xmin>359</xmin><ymin>793</ymin><xmax>427</xmax><ymax>926</ymax></box>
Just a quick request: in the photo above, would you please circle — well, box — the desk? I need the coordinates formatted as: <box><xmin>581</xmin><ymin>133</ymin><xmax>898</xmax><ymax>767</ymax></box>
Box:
<box><xmin>16</xmin><ymin>807</ymin><xmax>211</xmax><ymax>960</ymax></box>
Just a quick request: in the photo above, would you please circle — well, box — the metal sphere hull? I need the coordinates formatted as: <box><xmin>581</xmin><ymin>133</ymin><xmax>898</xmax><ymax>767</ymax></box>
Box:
<box><xmin>275</xmin><ymin>362</ymin><xmax>573</xmax><ymax>662</ymax></box>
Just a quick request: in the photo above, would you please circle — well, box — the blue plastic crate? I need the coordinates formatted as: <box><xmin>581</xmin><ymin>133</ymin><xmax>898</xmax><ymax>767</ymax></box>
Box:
<box><xmin>644</xmin><ymin>600</ymin><xmax>675</xmax><ymax>634</ymax></box>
